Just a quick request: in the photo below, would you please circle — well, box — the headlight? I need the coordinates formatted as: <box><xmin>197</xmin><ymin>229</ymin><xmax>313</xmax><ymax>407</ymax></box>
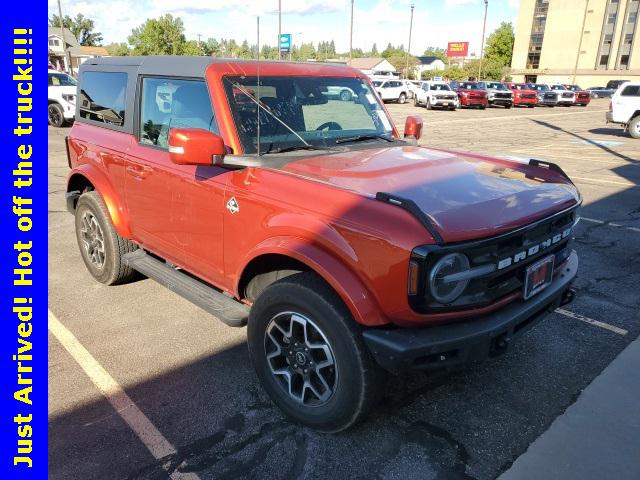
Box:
<box><xmin>62</xmin><ymin>94</ymin><xmax>75</xmax><ymax>103</ymax></box>
<box><xmin>428</xmin><ymin>253</ymin><xmax>470</xmax><ymax>304</ymax></box>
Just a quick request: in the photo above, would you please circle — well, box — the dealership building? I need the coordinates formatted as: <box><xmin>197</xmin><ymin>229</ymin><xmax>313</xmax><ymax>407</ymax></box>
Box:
<box><xmin>511</xmin><ymin>0</ymin><xmax>640</xmax><ymax>86</ymax></box>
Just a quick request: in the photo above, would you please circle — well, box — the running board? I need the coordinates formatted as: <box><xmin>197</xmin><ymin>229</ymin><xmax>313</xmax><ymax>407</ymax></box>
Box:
<box><xmin>123</xmin><ymin>250</ymin><xmax>249</xmax><ymax>327</ymax></box>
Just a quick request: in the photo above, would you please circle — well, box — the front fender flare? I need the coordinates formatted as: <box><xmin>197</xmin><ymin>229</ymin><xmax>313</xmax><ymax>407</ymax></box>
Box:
<box><xmin>236</xmin><ymin>237</ymin><xmax>388</xmax><ymax>327</ymax></box>
<box><xmin>67</xmin><ymin>164</ymin><xmax>132</xmax><ymax>238</ymax></box>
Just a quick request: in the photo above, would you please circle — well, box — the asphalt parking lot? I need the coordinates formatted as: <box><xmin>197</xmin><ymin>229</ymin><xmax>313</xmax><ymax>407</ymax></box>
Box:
<box><xmin>49</xmin><ymin>99</ymin><xmax>640</xmax><ymax>480</ymax></box>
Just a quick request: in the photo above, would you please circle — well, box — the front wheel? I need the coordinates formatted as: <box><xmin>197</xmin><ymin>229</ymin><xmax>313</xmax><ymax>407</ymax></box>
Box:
<box><xmin>398</xmin><ymin>93</ymin><xmax>406</xmax><ymax>104</ymax></box>
<box><xmin>247</xmin><ymin>272</ymin><xmax>385</xmax><ymax>432</ymax></box>
<box><xmin>48</xmin><ymin>103</ymin><xmax>65</xmax><ymax>127</ymax></box>
<box><xmin>426</xmin><ymin>98</ymin><xmax>432</xmax><ymax>110</ymax></box>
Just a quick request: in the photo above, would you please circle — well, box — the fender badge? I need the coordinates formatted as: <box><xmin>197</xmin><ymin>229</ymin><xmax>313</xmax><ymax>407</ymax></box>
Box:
<box><xmin>226</xmin><ymin>197</ymin><xmax>239</xmax><ymax>214</ymax></box>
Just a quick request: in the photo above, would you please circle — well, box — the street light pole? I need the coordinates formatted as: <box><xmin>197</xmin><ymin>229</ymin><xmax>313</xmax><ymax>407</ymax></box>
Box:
<box><xmin>349</xmin><ymin>0</ymin><xmax>354</xmax><ymax>62</ymax></box>
<box><xmin>278</xmin><ymin>0</ymin><xmax>282</xmax><ymax>60</ymax></box>
<box><xmin>572</xmin><ymin>0</ymin><xmax>589</xmax><ymax>84</ymax></box>
<box><xmin>478</xmin><ymin>0</ymin><xmax>488</xmax><ymax>80</ymax></box>
<box><xmin>405</xmin><ymin>3</ymin><xmax>414</xmax><ymax>79</ymax></box>
<box><xmin>57</xmin><ymin>0</ymin><xmax>73</xmax><ymax>75</ymax></box>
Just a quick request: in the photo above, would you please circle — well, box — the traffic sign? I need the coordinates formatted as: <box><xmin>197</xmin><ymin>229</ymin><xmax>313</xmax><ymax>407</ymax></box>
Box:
<box><xmin>279</xmin><ymin>33</ymin><xmax>291</xmax><ymax>53</ymax></box>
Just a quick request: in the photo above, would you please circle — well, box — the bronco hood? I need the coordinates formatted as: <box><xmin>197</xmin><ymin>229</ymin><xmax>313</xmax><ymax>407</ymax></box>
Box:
<box><xmin>278</xmin><ymin>145</ymin><xmax>580</xmax><ymax>243</ymax></box>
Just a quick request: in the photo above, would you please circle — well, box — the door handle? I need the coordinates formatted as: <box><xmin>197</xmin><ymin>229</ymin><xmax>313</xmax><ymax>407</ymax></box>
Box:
<box><xmin>126</xmin><ymin>165</ymin><xmax>152</xmax><ymax>179</ymax></box>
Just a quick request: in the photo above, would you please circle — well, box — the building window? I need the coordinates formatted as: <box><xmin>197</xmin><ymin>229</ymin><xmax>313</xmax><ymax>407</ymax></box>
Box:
<box><xmin>604</xmin><ymin>34</ymin><xmax>613</xmax><ymax>44</ymax></box>
<box><xmin>526</xmin><ymin>0</ymin><xmax>548</xmax><ymax>69</ymax></box>
<box><xmin>599</xmin><ymin>54</ymin><xmax>609</xmax><ymax>66</ymax></box>
<box><xmin>624</xmin><ymin>34</ymin><xmax>633</xmax><ymax>45</ymax></box>
<box><xmin>620</xmin><ymin>54</ymin><xmax>630</xmax><ymax>66</ymax></box>
<box><xmin>607</xmin><ymin>13</ymin><xmax>617</xmax><ymax>23</ymax></box>
<box><xmin>48</xmin><ymin>38</ymin><xmax>60</xmax><ymax>47</ymax></box>
<box><xmin>629</xmin><ymin>12</ymin><xmax>638</xmax><ymax>24</ymax></box>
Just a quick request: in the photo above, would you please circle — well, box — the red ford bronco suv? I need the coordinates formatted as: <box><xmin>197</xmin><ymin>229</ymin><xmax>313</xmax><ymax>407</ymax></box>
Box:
<box><xmin>66</xmin><ymin>57</ymin><xmax>580</xmax><ymax>432</ymax></box>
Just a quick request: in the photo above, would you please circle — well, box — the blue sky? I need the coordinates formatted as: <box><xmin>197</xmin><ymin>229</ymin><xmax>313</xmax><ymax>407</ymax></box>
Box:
<box><xmin>48</xmin><ymin>0</ymin><xmax>520</xmax><ymax>55</ymax></box>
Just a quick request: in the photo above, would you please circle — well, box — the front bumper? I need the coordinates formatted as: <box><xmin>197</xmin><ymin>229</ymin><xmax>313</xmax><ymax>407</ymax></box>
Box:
<box><xmin>363</xmin><ymin>250</ymin><xmax>578</xmax><ymax>373</ymax></box>
<box><xmin>460</xmin><ymin>97</ymin><xmax>487</xmax><ymax>106</ymax></box>
<box><xmin>489</xmin><ymin>97</ymin><xmax>513</xmax><ymax>106</ymax></box>
<box><xmin>537</xmin><ymin>97</ymin><xmax>558</xmax><ymax>106</ymax></box>
<box><xmin>432</xmin><ymin>98</ymin><xmax>458</xmax><ymax>107</ymax></box>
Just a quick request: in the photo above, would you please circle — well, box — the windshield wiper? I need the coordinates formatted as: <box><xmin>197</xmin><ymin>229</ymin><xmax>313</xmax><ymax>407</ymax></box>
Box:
<box><xmin>262</xmin><ymin>144</ymin><xmax>328</xmax><ymax>154</ymax></box>
<box><xmin>334</xmin><ymin>134</ymin><xmax>394</xmax><ymax>145</ymax></box>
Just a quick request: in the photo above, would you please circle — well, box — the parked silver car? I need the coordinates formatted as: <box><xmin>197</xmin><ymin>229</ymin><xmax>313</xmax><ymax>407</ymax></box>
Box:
<box><xmin>477</xmin><ymin>81</ymin><xmax>513</xmax><ymax>108</ymax></box>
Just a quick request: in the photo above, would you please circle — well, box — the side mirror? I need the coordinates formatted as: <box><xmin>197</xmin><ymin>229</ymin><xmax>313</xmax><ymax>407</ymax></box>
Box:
<box><xmin>404</xmin><ymin>115</ymin><xmax>423</xmax><ymax>141</ymax></box>
<box><xmin>168</xmin><ymin>128</ymin><xmax>226</xmax><ymax>166</ymax></box>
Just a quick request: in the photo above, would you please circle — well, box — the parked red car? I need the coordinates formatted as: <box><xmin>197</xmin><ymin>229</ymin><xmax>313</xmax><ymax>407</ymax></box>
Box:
<box><xmin>66</xmin><ymin>57</ymin><xmax>580</xmax><ymax>432</ymax></box>
<box><xmin>564</xmin><ymin>85</ymin><xmax>591</xmax><ymax>106</ymax></box>
<box><xmin>505</xmin><ymin>82</ymin><xmax>538</xmax><ymax>107</ymax></box>
<box><xmin>455</xmin><ymin>81</ymin><xmax>489</xmax><ymax>108</ymax></box>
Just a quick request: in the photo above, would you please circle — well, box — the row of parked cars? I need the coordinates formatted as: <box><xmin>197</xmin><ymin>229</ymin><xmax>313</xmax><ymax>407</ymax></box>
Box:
<box><xmin>371</xmin><ymin>78</ymin><xmax>599</xmax><ymax>110</ymax></box>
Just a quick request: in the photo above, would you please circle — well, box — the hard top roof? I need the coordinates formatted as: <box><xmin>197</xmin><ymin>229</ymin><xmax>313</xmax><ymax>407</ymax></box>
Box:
<box><xmin>81</xmin><ymin>56</ymin><xmax>360</xmax><ymax>78</ymax></box>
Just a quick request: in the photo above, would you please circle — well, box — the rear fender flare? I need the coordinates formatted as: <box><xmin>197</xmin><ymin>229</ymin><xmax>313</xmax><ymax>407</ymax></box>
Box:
<box><xmin>67</xmin><ymin>165</ymin><xmax>132</xmax><ymax>238</ymax></box>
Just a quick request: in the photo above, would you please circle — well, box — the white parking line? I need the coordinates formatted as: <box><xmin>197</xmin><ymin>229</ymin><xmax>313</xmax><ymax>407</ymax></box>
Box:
<box><xmin>580</xmin><ymin>216</ymin><xmax>640</xmax><ymax>233</ymax></box>
<box><xmin>555</xmin><ymin>308</ymin><xmax>628</xmax><ymax>336</ymax></box>
<box><xmin>48</xmin><ymin>309</ymin><xmax>200</xmax><ymax>480</ymax></box>
<box><xmin>428</xmin><ymin>108</ymin><xmax>609</xmax><ymax>125</ymax></box>
<box><xmin>570</xmin><ymin>176</ymin><xmax>639</xmax><ymax>188</ymax></box>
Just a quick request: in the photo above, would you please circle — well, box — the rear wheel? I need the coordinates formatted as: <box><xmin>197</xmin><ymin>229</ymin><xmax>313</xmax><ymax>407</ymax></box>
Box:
<box><xmin>247</xmin><ymin>272</ymin><xmax>385</xmax><ymax>432</ymax></box>
<box><xmin>339</xmin><ymin>89</ymin><xmax>352</xmax><ymax>102</ymax></box>
<box><xmin>628</xmin><ymin>116</ymin><xmax>640</xmax><ymax>139</ymax></box>
<box><xmin>74</xmin><ymin>191</ymin><xmax>138</xmax><ymax>285</ymax></box>
<box><xmin>398</xmin><ymin>93</ymin><xmax>406</xmax><ymax>104</ymax></box>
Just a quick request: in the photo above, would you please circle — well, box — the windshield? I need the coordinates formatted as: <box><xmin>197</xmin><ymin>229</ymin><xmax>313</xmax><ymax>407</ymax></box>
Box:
<box><xmin>487</xmin><ymin>82</ymin><xmax>507</xmax><ymax>90</ymax></box>
<box><xmin>224</xmin><ymin>76</ymin><xmax>394</xmax><ymax>154</ymax></box>
<box><xmin>49</xmin><ymin>72</ymin><xmax>77</xmax><ymax>87</ymax></box>
<box><xmin>372</xmin><ymin>80</ymin><xmax>383</xmax><ymax>87</ymax></box>
<box><xmin>429</xmin><ymin>83</ymin><xmax>451</xmax><ymax>91</ymax></box>
<box><xmin>567</xmin><ymin>85</ymin><xmax>582</xmax><ymax>91</ymax></box>
<box><xmin>533</xmin><ymin>84</ymin><xmax>550</xmax><ymax>91</ymax></box>
<box><xmin>551</xmin><ymin>85</ymin><xmax>567</xmax><ymax>90</ymax></box>
<box><xmin>459</xmin><ymin>82</ymin><xmax>480</xmax><ymax>90</ymax></box>
<box><xmin>510</xmin><ymin>84</ymin><xmax>527</xmax><ymax>90</ymax></box>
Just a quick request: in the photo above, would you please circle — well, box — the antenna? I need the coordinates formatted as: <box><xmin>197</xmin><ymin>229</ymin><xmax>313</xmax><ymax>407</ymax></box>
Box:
<box><xmin>256</xmin><ymin>16</ymin><xmax>261</xmax><ymax>156</ymax></box>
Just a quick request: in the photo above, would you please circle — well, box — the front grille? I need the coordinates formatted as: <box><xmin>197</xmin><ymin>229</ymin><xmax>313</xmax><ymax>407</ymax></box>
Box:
<box><xmin>544</xmin><ymin>93</ymin><xmax>556</xmax><ymax>99</ymax></box>
<box><xmin>562</xmin><ymin>92</ymin><xmax>573</xmax><ymax>98</ymax></box>
<box><xmin>495</xmin><ymin>93</ymin><xmax>511</xmax><ymax>99</ymax></box>
<box><xmin>522</xmin><ymin>94</ymin><xmax>536</xmax><ymax>99</ymax></box>
<box><xmin>409</xmin><ymin>206</ymin><xmax>578</xmax><ymax>313</ymax></box>
<box><xmin>436</xmin><ymin>95</ymin><xmax>455</xmax><ymax>100</ymax></box>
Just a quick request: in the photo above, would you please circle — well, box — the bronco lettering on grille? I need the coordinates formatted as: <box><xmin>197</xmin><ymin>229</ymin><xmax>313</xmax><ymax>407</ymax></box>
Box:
<box><xmin>497</xmin><ymin>227</ymin><xmax>572</xmax><ymax>270</ymax></box>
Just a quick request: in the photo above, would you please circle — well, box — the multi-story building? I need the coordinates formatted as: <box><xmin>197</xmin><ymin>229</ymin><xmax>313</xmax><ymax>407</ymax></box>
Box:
<box><xmin>511</xmin><ymin>0</ymin><xmax>640</xmax><ymax>86</ymax></box>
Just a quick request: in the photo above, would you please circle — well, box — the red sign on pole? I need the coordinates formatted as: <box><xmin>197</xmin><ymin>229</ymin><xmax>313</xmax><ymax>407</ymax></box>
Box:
<box><xmin>447</xmin><ymin>42</ymin><xmax>469</xmax><ymax>57</ymax></box>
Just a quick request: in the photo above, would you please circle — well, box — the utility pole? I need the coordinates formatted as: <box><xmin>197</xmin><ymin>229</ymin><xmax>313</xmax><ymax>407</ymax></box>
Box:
<box><xmin>405</xmin><ymin>3</ymin><xmax>414</xmax><ymax>79</ymax></box>
<box><xmin>278</xmin><ymin>0</ymin><xmax>282</xmax><ymax>60</ymax></box>
<box><xmin>478</xmin><ymin>0</ymin><xmax>488</xmax><ymax>80</ymax></box>
<box><xmin>349</xmin><ymin>0</ymin><xmax>354</xmax><ymax>62</ymax></box>
<box><xmin>197</xmin><ymin>33</ymin><xmax>202</xmax><ymax>54</ymax></box>
<box><xmin>57</xmin><ymin>0</ymin><xmax>73</xmax><ymax>75</ymax></box>
<box><xmin>572</xmin><ymin>0</ymin><xmax>589</xmax><ymax>84</ymax></box>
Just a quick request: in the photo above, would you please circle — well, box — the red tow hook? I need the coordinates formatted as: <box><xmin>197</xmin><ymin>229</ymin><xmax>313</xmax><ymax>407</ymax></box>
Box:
<box><xmin>560</xmin><ymin>287</ymin><xmax>576</xmax><ymax>306</ymax></box>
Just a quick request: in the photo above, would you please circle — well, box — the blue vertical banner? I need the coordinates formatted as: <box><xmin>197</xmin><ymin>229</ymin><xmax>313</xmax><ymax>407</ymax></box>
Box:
<box><xmin>0</xmin><ymin>8</ymin><xmax>47</xmax><ymax>479</ymax></box>
<box><xmin>279</xmin><ymin>33</ymin><xmax>291</xmax><ymax>53</ymax></box>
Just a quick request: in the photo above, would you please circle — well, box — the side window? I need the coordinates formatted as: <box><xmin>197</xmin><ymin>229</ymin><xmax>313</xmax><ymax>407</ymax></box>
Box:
<box><xmin>621</xmin><ymin>85</ymin><xmax>640</xmax><ymax>96</ymax></box>
<box><xmin>79</xmin><ymin>71</ymin><xmax>127</xmax><ymax>126</ymax></box>
<box><xmin>139</xmin><ymin>77</ymin><xmax>218</xmax><ymax>148</ymax></box>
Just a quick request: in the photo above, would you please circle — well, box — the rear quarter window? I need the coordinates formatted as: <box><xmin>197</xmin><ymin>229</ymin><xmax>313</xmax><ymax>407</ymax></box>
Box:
<box><xmin>621</xmin><ymin>85</ymin><xmax>640</xmax><ymax>97</ymax></box>
<box><xmin>79</xmin><ymin>71</ymin><xmax>128</xmax><ymax>126</ymax></box>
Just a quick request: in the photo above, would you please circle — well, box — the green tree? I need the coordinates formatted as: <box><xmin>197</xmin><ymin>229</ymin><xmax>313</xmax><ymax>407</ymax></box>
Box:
<box><xmin>422</xmin><ymin>47</ymin><xmax>447</xmax><ymax>62</ymax></box>
<box><xmin>484</xmin><ymin>22</ymin><xmax>515</xmax><ymax>66</ymax></box>
<box><xmin>49</xmin><ymin>13</ymin><xmax>103</xmax><ymax>46</ymax></box>
<box><xmin>462</xmin><ymin>58</ymin><xmax>505</xmax><ymax>80</ymax></box>
<box><xmin>182</xmin><ymin>40</ymin><xmax>203</xmax><ymax>56</ymax></box>
<box><xmin>105</xmin><ymin>42</ymin><xmax>130</xmax><ymax>56</ymax></box>
<box><xmin>128</xmin><ymin>14</ymin><xmax>186</xmax><ymax>55</ymax></box>
<box><xmin>439</xmin><ymin>66</ymin><xmax>466</xmax><ymax>81</ymax></box>
<box><xmin>370</xmin><ymin>43</ymin><xmax>379</xmax><ymax>56</ymax></box>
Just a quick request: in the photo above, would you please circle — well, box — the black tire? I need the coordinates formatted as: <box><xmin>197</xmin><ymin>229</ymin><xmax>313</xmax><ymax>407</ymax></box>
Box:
<box><xmin>628</xmin><ymin>116</ymin><xmax>640</xmax><ymax>139</ymax></box>
<box><xmin>480</xmin><ymin>105</ymin><xmax>486</xmax><ymax>110</ymax></box>
<box><xmin>339</xmin><ymin>89</ymin><xmax>352</xmax><ymax>102</ymax></box>
<box><xmin>505</xmin><ymin>104</ymin><xmax>512</xmax><ymax>109</ymax></box>
<box><xmin>426</xmin><ymin>98</ymin><xmax>432</xmax><ymax>110</ymax></box>
<box><xmin>414</xmin><ymin>96</ymin><xmax>419</xmax><ymax>107</ymax></box>
<box><xmin>247</xmin><ymin>272</ymin><xmax>386</xmax><ymax>432</ymax></box>
<box><xmin>398</xmin><ymin>93</ymin><xmax>406</xmax><ymax>104</ymax></box>
<box><xmin>74</xmin><ymin>191</ymin><xmax>138</xmax><ymax>285</ymax></box>
<box><xmin>528</xmin><ymin>105</ymin><xmax>535</xmax><ymax>108</ymax></box>
<box><xmin>48</xmin><ymin>103</ymin><xmax>65</xmax><ymax>127</ymax></box>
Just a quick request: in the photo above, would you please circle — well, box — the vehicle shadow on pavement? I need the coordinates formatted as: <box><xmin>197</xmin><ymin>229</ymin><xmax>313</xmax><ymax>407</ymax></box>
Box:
<box><xmin>531</xmin><ymin>119</ymin><xmax>638</xmax><ymax>163</ymax></box>
<box><xmin>587</xmin><ymin>127</ymin><xmax>631</xmax><ymax>138</ymax></box>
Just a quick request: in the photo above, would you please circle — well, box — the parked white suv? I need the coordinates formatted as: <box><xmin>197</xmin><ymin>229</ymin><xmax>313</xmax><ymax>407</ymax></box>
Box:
<box><xmin>371</xmin><ymin>79</ymin><xmax>409</xmax><ymax>104</ymax></box>
<box><xmin>607</xmin><ymin>82</ymin><xmax>640</xmax><ymax>138</ymax></box>
<box><xmin>550</xmin><ymin>84</ymin><xmax>576</xmax><ymax>106</ymax></box>
<box><xmin>414</xmin><ymin>81</ymin><xmax>459</xmax><ymax>110</ymax></box>
<box><xmin>48</xmin><ymin>69</ymin><xmax>77</xmax><ymax>127</ymax></box>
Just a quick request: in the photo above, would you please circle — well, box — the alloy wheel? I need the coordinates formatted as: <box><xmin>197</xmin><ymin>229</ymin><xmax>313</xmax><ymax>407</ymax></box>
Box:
<box><xmin>80</xmin><ymin>211</ymin><xmax>106</xmax><ymax>269</ymax></box>
<box><xmin>264</xmin><ymin>311</ymin><xmax>337</xmax><ymax>406</ymax></box>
